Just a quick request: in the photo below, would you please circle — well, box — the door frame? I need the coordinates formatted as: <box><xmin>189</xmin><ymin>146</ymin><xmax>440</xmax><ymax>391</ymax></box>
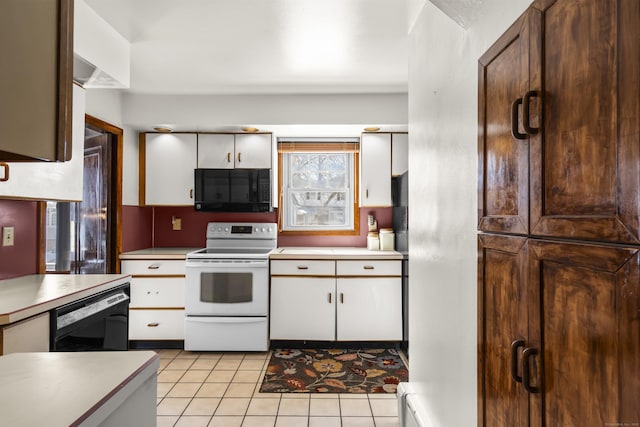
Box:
<box><xmin>37</xmin><ymin>114</ymin><xmax>123</xmax><ymax>273</ymax></box>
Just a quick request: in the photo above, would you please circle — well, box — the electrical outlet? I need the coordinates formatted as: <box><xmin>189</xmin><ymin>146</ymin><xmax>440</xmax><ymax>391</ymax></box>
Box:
<box><xmin>172</xmin><ymin>218</ymin><xmax>182</xmax><ymax>231</ymax></box>
<box><xmin>2</xmin><ymin>226</ymin><xmax>15</xmax><ymax>246</ymax></box>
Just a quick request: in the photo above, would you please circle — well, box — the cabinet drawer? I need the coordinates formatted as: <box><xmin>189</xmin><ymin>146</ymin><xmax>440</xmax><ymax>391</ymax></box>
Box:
<box><xmin>271</xmin><ymin>260</ymin><xmax>335</xmax><ymax>276</ymax></box>
<box><xmin>121</xmin><ymin>260</ymin><xmax>185</xmax><ymax>276</ymax></box>
<box><xmin>336</xmin><ymin>260</ymin><xmax>401</xmax><ymax>276</ymax></box>
<box><xmin>130</xmin><ymin>277</ymin><xmax>185</xmax><ymax>308</ymax></box>
<box><xmin>129</xmin><ymin>309</ymin><xmax>185</xmax><ymax>340</ymax></box>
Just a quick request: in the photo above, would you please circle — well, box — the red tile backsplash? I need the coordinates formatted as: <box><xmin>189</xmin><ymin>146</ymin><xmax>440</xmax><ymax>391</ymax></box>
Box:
<box><xmin>0</xmin><ymin>200</ymin><xmax>39</xmax><ymax>280</ymax></box>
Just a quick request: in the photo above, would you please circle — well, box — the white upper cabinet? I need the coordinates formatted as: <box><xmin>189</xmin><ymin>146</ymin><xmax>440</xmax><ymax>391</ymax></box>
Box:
<box><xmin>360</xmin><ymin>132</ymin><xmax>392</xmax><ymax>207</ymax></box>
<box><xmin>391</xmin><ymin>133</ymin><xmax>408</xmax><ymax>176</ymax></box>
<box><xmin>233</xmin><ymin>134</ymin><xmax>272</xmax><ymax>168</ymax></box>
<box><xmin>198</xmin><ymin>133</ymin><xmax>272</xmax><ymax>169</ymax></box>
<box><xmin>143</xmin><ymin>133</ymin><xmax>197</xmax><ymax>205</ymax></box>
<box><xmin>197</xmin><ymin>134</ymin><xmax>235</xmax><ymax>169</ymax></box>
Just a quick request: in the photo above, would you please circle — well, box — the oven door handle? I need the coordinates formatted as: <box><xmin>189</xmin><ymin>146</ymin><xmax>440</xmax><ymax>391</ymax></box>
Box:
<box><xmin>186</xmin><ymin>316</ymin><xmax>266</xmax><ymax>324</ymax></box>
<box><xmin>186</xmin><ymin>260</ymin><xmax>269</xmax><ymax>268</ymax></box>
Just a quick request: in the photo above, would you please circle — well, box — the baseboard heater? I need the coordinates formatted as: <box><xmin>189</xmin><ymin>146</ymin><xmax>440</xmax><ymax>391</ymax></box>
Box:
<box><xmin>397</xmin><ymin>382</ymin><xmax>429</xmax><ymax>427</ymax></box>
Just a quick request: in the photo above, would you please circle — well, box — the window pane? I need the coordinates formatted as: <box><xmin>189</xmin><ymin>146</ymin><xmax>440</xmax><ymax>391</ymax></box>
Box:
<box><xmin>283</xmin><ymin>150</ymin><xmax>354</xmax><ymax>231</ymax></box>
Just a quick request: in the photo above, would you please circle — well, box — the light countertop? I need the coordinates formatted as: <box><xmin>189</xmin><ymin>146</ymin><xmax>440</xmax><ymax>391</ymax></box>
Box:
<box><xmin>119</xmin><ymin>247</ymin><xmax>200</xmax><ymax>260</ymax></box>
<box><xmin>270</xmin><ymin>247</ymin><xmax>403</xmax><ymax>260</ymax></box>
<box><xmin>0</xmin><ymin>351</ymin><xmax>158</xmax><ymax>427</ymax></box>
<box><xmin>0</xmin><ymin>274</ymin><xmax>131</xmax><ymax>325</ymax></box>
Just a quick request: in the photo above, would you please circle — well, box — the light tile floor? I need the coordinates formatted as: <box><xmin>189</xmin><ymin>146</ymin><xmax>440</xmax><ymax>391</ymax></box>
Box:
<box><xmin>154</xmin><ymin>350</ymin><xmax>401</xmax><ymax>427</ymax></box>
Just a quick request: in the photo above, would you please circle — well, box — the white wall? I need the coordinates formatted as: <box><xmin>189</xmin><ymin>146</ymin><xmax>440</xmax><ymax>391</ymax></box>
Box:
<box><xmin>407</xmin><ymin>1</ymin><xmax>529</xmax><ymax>426</ymax></box>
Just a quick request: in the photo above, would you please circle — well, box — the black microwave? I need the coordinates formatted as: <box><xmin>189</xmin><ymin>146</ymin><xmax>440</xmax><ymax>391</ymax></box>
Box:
<box><xmin>194</xmin><ymin>168</ymin><xmax>272</xmax><ymax>212</ymax></box>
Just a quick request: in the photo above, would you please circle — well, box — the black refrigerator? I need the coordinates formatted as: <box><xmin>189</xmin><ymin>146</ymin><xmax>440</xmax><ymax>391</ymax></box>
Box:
<box><xmin>392</xmin><ymin>171</ymin><xmax>409</xmax><ymax>351</ymax></box>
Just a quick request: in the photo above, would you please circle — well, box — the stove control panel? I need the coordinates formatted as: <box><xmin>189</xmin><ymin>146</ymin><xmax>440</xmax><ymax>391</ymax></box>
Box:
<box><xmin>206</xmin><ymin>222</ymin><xmax>277</xmax><ymax>239</ymax></box>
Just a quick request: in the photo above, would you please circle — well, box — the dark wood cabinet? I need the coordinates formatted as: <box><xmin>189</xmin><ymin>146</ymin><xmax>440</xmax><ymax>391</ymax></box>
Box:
<box><xmin>479</xmin><ymin>0</ymin><xmax>640</xmax><ymax>426</ymax></box>
<box><xmin>0</xmin><ymin>0</ymin><xmax>73</xmax><ymax>162</ymax></box>
<box><xmin>479</xmin><ymin>236</ymin><xmax>640</xmax><ymax>427</ymax></box>
<box><xmin>478</xmin><ymin>0</ymin><xmax>640</xmax><ymax>244</ymax></box>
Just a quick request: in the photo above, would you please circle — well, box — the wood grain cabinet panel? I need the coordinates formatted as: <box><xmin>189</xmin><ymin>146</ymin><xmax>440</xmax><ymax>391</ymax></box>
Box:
<box><xmin>478</xmin><ymin>234</ymin><xmax>529</xmax><ymax>427</ymax></box>
<box><xmin>478</xmin><ymin>0</ymin><xmax>640</xmax><ymax>426</ymax></box>
<box><xmin>479</xmin><ymin>0</ymin><xmax>640</xmax><ymax>244</ymax></box>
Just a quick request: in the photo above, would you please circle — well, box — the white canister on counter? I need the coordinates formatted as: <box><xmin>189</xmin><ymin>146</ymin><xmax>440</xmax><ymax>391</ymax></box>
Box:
<box><xmin>379</xmin><ymin>228</ymin><xmax>395</xmax><ymax>251</ymax></box>
<box><xmin>367</xmin><ymin>232</ymin><xmax>380</xmax><ymax>250</ymax></box>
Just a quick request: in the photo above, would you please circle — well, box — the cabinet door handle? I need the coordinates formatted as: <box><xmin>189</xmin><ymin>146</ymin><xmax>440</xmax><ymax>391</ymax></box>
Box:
<box><xmin>147</xmin><ymin>322</ymin><xmax>159</xmax><ymax>327</ymax></box>
<box><xmin>0</xmin><ymin>162</ymin><xmax>8</xmax><ymax>182</ymax></box>
<box><xmin>523</xmin><ymin>90</ymin><xmax>540</xmax><ymax>135</ymax></box>
<box><xmin>297</xmin><ymin>265</ymin><xmax>309</xmax><ymax>270</ymax></box>
<box><xmin>522</xmin><ymin>347</ymin><xmax>540</xmax><ymax>393</ymax></box>
<box><xmin>510</xmin><ymin>339</ymin><xmax>525</xmax><ymax>383</ymax></box>
<box><xmin>227</xmin><ymin>152</ymin><xmax>232</xmax><ymax>163</ymax></box>
<box><xmin>190</xmin><ymin>188</ymin><xmax>193</xmax><ymax>199</ymax></box>
<box><xmin>148</xmin><ymin>264</ymin><xmax>161</xmax><ymax>270</ymax></box>
<box><xmin>238</xmin><ymin>152</ymin><xmax>242</xmax><ymax>163</ymax></box>
<box><xmin>363</xmin><ymin>265</ymin><xmax>375</xmax><ymax>270</ymax></box>
<box><xmin>511</xmin><ymin>97</ymin><xmax>527</xmax><ymax>140</ymax></box>
<box><xmin>366</xmin><ymin>189</ymin><xmax>369</xmax><ymax>199</ymax></box>
<box><xmin>328</xmin><ymin>293</ymin><xmax>332</xmax><ymax>303</ymax></box>
<box><xmin>340</xmin><ymin>293</ymin><xmax>344</xmax><ymax>304</ymax></box>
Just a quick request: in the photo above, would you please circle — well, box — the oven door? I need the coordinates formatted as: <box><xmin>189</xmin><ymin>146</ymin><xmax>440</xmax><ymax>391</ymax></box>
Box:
<box><xmin>185</xmin><ymin>258</ymin><xmax>269</xmax><ymax>316</ymax></box>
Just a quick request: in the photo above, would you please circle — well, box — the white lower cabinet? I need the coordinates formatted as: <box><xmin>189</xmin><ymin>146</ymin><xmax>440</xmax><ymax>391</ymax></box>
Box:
<box><xmin>269</xmin><ymin>259</ymin><xmax>402</xmax><ymax>341</ymax></box>
<box><xmin>0</xmin><ymin>312</ymin><xmax>50</xmax><ymax>355</ymax></box>
<box><xmin>129</xmin><ymin>310</ymin><xmax>185</xmax><ymax>340</ymax></box>
<box><xmin>270</xmin><ymin>277</ymin><xmax>336</xmax><ymax>340</ymax></box>
<box><xmin>336</xmin><ymin>278</ymin><xmax>402</xmax><ymax>341</ymax></box>
<box><xmin>121</xmin><ymin>259</ymin><xmax>186</xmax><ymax>341</ymax></box>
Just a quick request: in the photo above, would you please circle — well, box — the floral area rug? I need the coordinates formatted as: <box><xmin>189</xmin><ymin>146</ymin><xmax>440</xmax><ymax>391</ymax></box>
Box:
<box><xmin>259</xmin><ymin>348</ymin><xmax>408</xmax><ymax>394</ymax></box>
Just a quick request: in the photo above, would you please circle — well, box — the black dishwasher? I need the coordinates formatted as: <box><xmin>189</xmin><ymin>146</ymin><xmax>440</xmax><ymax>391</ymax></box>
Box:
<box><xmin>50</xmin><ymin>283</ymin><xmax>130</xmax><ymax>351</ymax></box>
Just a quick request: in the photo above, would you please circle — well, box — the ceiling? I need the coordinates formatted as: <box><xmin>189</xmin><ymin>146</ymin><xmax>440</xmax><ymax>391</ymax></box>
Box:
<box><xmin>84</xmin><ymin>0</ymin><xmax>411</xmax><ymax>96</ymax></box>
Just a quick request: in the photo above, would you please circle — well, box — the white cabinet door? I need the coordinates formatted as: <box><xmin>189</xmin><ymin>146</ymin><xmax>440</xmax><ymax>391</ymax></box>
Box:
<box><xmin>1</xmin><ymin>313</ymin><xmax>50</xmax><ymax>355</ymax></box>
<box><xmin>360</xmin><ymin>133</ymin><xmax>392</xmax><ymax>206</ymax></box>
<box><xmin>197</xmin><ymin>134</ymin><xmax>235</xmax><ymax>169</ymax></box>
<box><xmin>336</xmin><ymin>277</ymin><xmax>402</xmax><ymax>341</ymax></box>
<box><xmin>270</xmin><ymin>277</ymin><xmax>335</xmax><ymax>340</ymax></box>
<box><xmin>391</xmin><ymin>133</ymin><xmax>408</xmax><ymax>176</ymax></box>
<box><xmin>234</xmin><ymin>134</ymin><xmax>272</xmax><ymax>168</ymax></box>
<box><xmin>144</xmin><ymin>133</ymin><xmax>197</xmax><ymax>205</ymax></box>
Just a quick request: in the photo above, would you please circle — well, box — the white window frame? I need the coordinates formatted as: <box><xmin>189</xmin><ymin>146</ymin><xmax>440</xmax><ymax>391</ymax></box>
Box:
<box><xmin>279</xmin><ymin>138</ymin><xmax>358</xmax><ymax>232</ymax></box>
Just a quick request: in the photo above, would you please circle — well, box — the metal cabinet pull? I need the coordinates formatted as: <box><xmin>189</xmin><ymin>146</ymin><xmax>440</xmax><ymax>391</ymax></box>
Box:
<box><xmin>523</xmin><ymin>90</ymin><xmax>540</xmax><ymax>134</ymax></box>
<box><xmin>227</xmin><ymin>152</ymin><xmax>232</xmax><ymax>163</ymax></box>
<box><xmin>522</xmin><ymin>347</ymin><xmax>540</xmax><ymax>393</ymax></box>
<box><xmin>297</xmin><ymin>265</ymin><xmax>309</xmax><ymax>270</ymax></box>
<box><xmin>328</xmin><ymin>293</ymin><xmax>332</xmax><ymax>303</ymax></box>
<box><xmin>511</xmin><ymin>97</ymin><xmax>527</xmax><ymax>140</ymax></box>
<box><xmin>363</xmin><ymin>265</ymin><xmax>375</xmax><ymax>270</ymax></box>
<box><xmin>190</xmin><ymin>188</ymin><xmax>193</xmax><ymax>199</ymax></box>
<box><xmin>340</xmin><ymin>293</ymin><xmax>344</xmax><ymax>304</ymax></box>
<box><xmin>147</xmin><ymin>322</ymin><xmax>159</xmax><ymax>327</ymax></box>
<box><xmin>148</xmin><ymin>264</ymin><xmax>161</xmax><ymax>270</ymax></box>
<box><xmin>366</xmin><ymin>189</ymin><xmax>369</xmax><ymax>198</ymax></box>
<box><xmin>510</xmin><ymin>339</ymin><xmax>525</xmax><ymax>383</ymax></box>
<box><xmin>238</xmin><ymin>152</ymin><xmax>242</xmax><ymax>163</ymax></box>
<box><xmin>0</xmin><ymin>162</ymin><xmax>8</xmax><ymax>182</ymax></box>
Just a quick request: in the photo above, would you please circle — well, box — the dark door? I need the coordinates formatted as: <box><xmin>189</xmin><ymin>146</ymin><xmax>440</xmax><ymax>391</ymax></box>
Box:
<box><xmin>477</xmin><ymin>9</ymin><xmax>532</xmax><ymax>235</ymax></box>
<box><xmin>528</xmin><ymin>240</ymin><xmax>640</xmax><ymax>426</ymax></box>
<box><xmin>478</xmin><ymin>234</ymin><xmax>529</xmax><ymax>427</ymax></box>
<box><xmin>529</xmin><ymin>0</ymin><xmax>640</xmax><ymax>244</ymax></box>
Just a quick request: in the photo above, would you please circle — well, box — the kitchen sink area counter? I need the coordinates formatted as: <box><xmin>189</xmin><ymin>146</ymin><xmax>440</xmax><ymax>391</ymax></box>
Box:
<box><xmin>270</xmin><ymin>247</ymin><xmax>404</xmax><ymax>341</ymax></box>
<box><xmin>0</xmin><ymin>274</ymin><xmax>132</xmax><ymax>325</ymax></box>
<box><xmin>271</xmin><ymin>246</ymin><xmax>404</xmax><ymax>260</ymax></box>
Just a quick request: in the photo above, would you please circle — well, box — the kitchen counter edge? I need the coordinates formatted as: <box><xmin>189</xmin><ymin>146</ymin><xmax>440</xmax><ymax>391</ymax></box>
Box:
<box><xmin>0</xmin><ymin>274</ymin><xmax>132</xmax><ymax>325</ymax></box>
<box><xmin>270</xmin><ymin>247</ymin><xmax>404</xmax><ymax>260</ymax></box>
<box><xmin>119</xmin><ymin>247</ymin><xmax>199</xmax><ymax>260</ymax></box>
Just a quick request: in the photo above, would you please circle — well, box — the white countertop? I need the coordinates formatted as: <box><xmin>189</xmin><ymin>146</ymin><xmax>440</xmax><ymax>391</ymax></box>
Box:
<box><xmin>119</xmin><ymin>247</ymin><xmax>200</xmax><ymax>260</ymax></box>
<box><xmin>270</xmin><ymin>247</ymin><xmax>403</xmax><ymax>260</ymax></box>
<box><xmin>0</xmin><ymin>274</ymin><xmax>131</xmax><ymax>325</ymax></box>
<box><xmin>0</xmin><ymin>351</ymin><xmax>159</xmax><ymax>427</ymax></box>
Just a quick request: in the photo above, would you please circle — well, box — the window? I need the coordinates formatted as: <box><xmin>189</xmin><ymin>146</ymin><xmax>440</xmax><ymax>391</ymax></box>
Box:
<box><xmin>279</xmin><ymin>138</ymin><xmax>359</xmax><ymax>232</ymax></box>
